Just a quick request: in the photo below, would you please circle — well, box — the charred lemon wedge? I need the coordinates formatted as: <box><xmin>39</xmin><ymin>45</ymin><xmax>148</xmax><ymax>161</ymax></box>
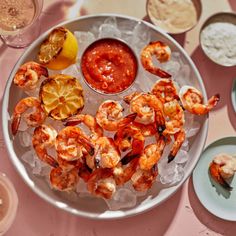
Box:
<box><xmin>38</xmin><ymin>27</ymin><xmax>78</xmax><ymax>70</ymax></box>
<box><xmin>40</xmin><ymin>74</ymin><xmax>84</xmax><ymax>120</ymax></box>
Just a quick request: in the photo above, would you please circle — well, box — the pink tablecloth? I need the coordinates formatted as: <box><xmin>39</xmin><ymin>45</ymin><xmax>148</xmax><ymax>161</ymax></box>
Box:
<box><xmin>0</xmin><ymin>1</ymin><xmax>236</xmax><ymax>235</ymax></box>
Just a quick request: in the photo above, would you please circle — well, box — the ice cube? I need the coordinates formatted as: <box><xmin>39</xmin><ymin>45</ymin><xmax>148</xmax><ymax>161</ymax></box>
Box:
<box><xmin>159</xmin><ymin>159</ymin><xmax>185</xmax><ymax>185</ymax></box>
<box><xmin>131</xmin><ymin>22</ymin><xmax>151</xmax><ymax>53</ymax></box>
<box><xmin>21</xmin><ymin>150</ymin><xmax>36</xmax><ymax>167</ymax></box>
<box><xmin>76</xmin><ymin>179</ymin><xmax>88</xmax><ymax>194</ymax></box>
<box><xmin>17</xmin><ymin>119</ymin><xmax>28</xmax><ymax>132</ymax></box>
<box><xmin>19</xmin><ymin>131</ymin><xmax>32</xmax><ymax>147</ymax></box>
<box><xmin>186</xmin><ymin>121</ymin><xmax>201</xmax><ymax>138</ymax></box>
<box><xmin>98</xmin><ymin>24</ymin><xmax>121</xmax><ymax>38</ymax></box>
<box><xmin>158</xmin><ymin>158</ymin><xmax>177</xmax><ymax>177</ymax></box>
<box><xmin>181</xmin><ymin>139</ymin><xmax>189</xmax><ymax>151</ymax></box>
<box><xmin>174</xmin><ymin>150</ymin><xmax>189</xmax><ymax>164</ymax></box>
<box><xmin>104</xmin><ymin>17</ymin><xmax>118</xmax><ymax>26</ymax></box>
<box><xmin>105</xmin><ymin>188</ymin><xmax>137</xmax><ymax>210</ymax></box>
<box><xmin>32</xmin><ymin>159</ymin><xmax>43</xmax><ymax>175</ymax></box>
<box><xmin>74</xmin><ymin>31</ymin><xmax>95</xmax><ymax>57</ymax></box>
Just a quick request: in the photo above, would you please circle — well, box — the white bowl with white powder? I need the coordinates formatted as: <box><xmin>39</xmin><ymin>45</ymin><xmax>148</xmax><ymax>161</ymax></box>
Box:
<box><xmin>200</xmin><ymin>12</ymin><xmax>236</xmax><ymax>67</ymax></box>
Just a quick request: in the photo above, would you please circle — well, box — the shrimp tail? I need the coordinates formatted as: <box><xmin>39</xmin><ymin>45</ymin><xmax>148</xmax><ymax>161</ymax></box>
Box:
<box><xmin>78</xmin><ymin>136</ymin><xmax>95</xmax><ymax>156</ymax></box>
<box><xmin>209</xmin><ymin>162</ymin><xmax>233</xmax><ymax>191</ymax></box>
<box><xmin>207</xmin><ymin>93</ymin><xmax>220</xmax><ymax>110</ymax></box>
<box><xmin>167</xmin><ymin>154</ymin><xmax>175</xmax><ymax>163</ymax></box>
<box><xmin>11</xmin><ymin>114</ymin><xmax>21</xmax><ymax>136</ymax></box>
<box><xmin>37</xmin><ymin>64</ymin><xmax>49</xmax><ymax>77</ymax></box>
<box><xmin>121</xmin><ymin>152</ymin><xmax>140</xmax><ymax>165</ymax></box>
<box><xmin>34</xmin><ymin>146</ymin><xmax>59</xmax><ymax>168</ymax></box>
<box><xmin>118</xmin><ymin>113</ymin><xmax>137</xmax><ymax>129</ymax></box>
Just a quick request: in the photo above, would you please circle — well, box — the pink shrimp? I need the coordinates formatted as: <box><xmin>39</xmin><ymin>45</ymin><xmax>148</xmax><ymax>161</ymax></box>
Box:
<box><xmin>11</xmin><ymin>97</ymin><xmax>46</xmax><ymax>135</ymax></box>
<box><xmin>13</xmin><ymin>61</ymin><xmax>48</xmax><ymax>90</ymax></box>
<box><xmin>140</xmin><ymin>41</ymin><xmax>171</xmax><ymax>78</ymax></box>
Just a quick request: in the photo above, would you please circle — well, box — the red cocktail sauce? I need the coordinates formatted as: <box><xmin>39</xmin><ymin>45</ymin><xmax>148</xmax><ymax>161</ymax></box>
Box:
<box><xmin>81</xmin><ymin>38</ymin><xmax>138</xmax><ymax>94</ymax></box>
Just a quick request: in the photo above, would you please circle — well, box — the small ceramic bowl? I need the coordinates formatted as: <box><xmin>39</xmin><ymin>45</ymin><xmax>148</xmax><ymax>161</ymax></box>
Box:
<box><xmin>146</xmin><ymin>0</ymin><xmax>202</xmax><ymax>34</ymax></box>
<box><xmin>0</xmin><ymin>173</ymin><xmax>18</xmax><ymax>235</ymax></box>
<box><xmin>80</xmin><ymin>37</ymin><xmax>138</xmax><ymax>96</ymax></box>
<box><xmin>199</xmin><ymin>12</ymin><xmax>236</xmax><ymax>67</ymax></box>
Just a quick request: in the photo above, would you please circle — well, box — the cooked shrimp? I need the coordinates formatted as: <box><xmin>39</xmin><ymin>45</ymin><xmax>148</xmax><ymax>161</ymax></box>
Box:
<box><xmin>96</xmin><ymin>100</ymin><xmax>123</xmax><ymax>131</ymax></box>
<box><xmin>163</xmin><ymin>99</ymin><xmax>185</xmax><ymax>135</ymax></box>
<box><xmin>114</xmin><ymin>125</ymin><xmax>144</xmax><ymax>157</ymax></box>
<box><xmin>13</xmin><ymin>61</ymin><xmax>48</xmax><ymax>90</ymax></box>
<box><xmin>131</xmin><ymin>165</ymin><xmax>158</xmax><ymax>192</ymax></box>
<box><xmin>179</xmin><ymin>86</ymin><xmax>220</xmax><ymax>115</ymax></box>
<box><xmin>50</xmin><ymin>167</ymin><xmax>78</xmax><ymax>191</ymax></box>
<box><xmin>32</xmin><ymin>124</ymin><xmax>58</xmax><ymax>168</ymax></box>
<box><xmin>113</xmin><ymin>158</ymin><xmax>139</xmax><ymax>186</ymax></box>
<box><xmin>65</xmin><ymin>114</ymin><xmax>103</xmax><ymax>143</ymax></box>
<box><xmin>95</xmin><ymin>137</ymin><xmax>121</xmax><ymax>168</ymax></box>
<box><xmin>11</xmin><ymin>97</ymin><xmax>46</xmax><ymax>135</ymax></box>
<box><xmin>151</xmin><ymin>79</ymin><xmax>179</xmax><ymax>104</ymax></box>
<box><xmin>141</xmin><ymin>41</ymin><xmax>171</xmax><ymax>78</ymax></box>
<box><xmin>209</xmin><ymin>153</ymin><xmax>236</xmax><ymax>191</ymax></box>
<box><xmin>132</xmin><ymin>121</ymin><xmax>157</xmax><ymax>137</ymax></box>
<box><xmin>129</xmin><ymin>93</ymin><xmax>165</xmax><ymax>128</ymax></box>
<box><xmin>57</xmin><ymin>155</ymin><xmax>81</xmax><ymax>171</ymax></box>
<box><xmin>87</xmin><ymin>168</ymin><xmax>116</xmax><ymax>199</ymax></box>
<box><xmin>139</xmin><ymin>135</ymin><xmax>166</xmax><ymax>170</ymax></box>
<box><xmin>168</xmin><ymin>129</ymin><xmax>186</xmax><ymax>163</ymax></box>
<box><xmin>55</xmin><ymin>126</ymin><xmax>94</xmax><ymax>162</ymax></box>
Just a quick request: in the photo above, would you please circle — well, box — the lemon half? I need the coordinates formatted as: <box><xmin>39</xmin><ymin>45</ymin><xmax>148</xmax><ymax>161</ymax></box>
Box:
<box><xmin>40</xmin><ymin>74</ymin><xmax>84</xmax><ymax>120</ymax></box>
<box><xmin>38</xmin><ymin>27</ymin><xmax>78</xmax><ymax>70</ymax></box>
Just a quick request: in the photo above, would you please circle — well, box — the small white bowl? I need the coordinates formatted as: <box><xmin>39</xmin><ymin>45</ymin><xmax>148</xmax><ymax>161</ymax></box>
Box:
<box><xmin>146</xmin><ymin>0</ymin><xmax>202</xmax><ymax>34</ymax></box>
<box><xmin>200</xmin><ymin>12</ymin><xmax>236</xmax><ymax>67</ymax></box>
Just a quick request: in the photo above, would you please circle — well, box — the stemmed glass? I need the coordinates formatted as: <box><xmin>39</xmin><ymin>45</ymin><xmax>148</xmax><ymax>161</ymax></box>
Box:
<box><xmin>0</xmin><ymin>0</ymin><xmax>44</xmax><ymax>48</ymax></box>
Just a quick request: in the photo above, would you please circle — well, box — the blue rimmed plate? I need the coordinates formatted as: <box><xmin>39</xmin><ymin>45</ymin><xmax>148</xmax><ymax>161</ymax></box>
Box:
<box><xmin>193</xmin><ymin>136</ymin><xmax>236</xmax><ymax>221</ymax></box>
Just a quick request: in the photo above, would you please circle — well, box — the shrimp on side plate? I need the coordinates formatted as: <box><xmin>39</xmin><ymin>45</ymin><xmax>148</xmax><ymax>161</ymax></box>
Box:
<box><xmin>179</xmin><ymin>86</ymin><xmax>220</xmax><ymax>115</ymax></box>
<box><xmin>11</xmin><ymin>97</ymin><xmax>46</xmax><ymax>135</ymax></box>
<box><xmin>13</xmin><ymin>61</ymin><xmax>48</xmax><ymax>90</ymax></box>
<box><xmin>209</xmin><ymin>153</ymin><xmax>236</xmax><ymax>191</ymax></box>
<box><xmin>32</xmin><ymin>124</ymin><xmax>58</xmax><ymax>168</ymax></box>
<box><xmin>140</xmin><ymin>41</ymin><xmax>171</xmax><ymax>78</ymax></box>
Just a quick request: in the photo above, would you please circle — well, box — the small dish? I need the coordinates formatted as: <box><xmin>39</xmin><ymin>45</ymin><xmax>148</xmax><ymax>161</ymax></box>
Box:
<box><xmin>231</xmin><ymin>79</ymin><xmax>236</xmax><ymax>113</ymax></box>
<box><xmin>193</xmin><ymin>136</ymin><xmax>236</xmax><ymax>221</ymax></box>
<box><xmin>146</xmin><ymin>0</ymin><xmax>202</xmax><ymax>34</ymax></box>
<box><xmin>199</xmin><ymin>12</ymin><xmax>236</xmax><ymax>67</ymax></box>
<box><xmin>0</xmin><ymin>173</ymin><xmax>18</xmax><ymax>235</ymax></box>
<box><xmin>80</xmin><ymin>37</ymin><xmax>138</xmax><ymax>95</ymax></box>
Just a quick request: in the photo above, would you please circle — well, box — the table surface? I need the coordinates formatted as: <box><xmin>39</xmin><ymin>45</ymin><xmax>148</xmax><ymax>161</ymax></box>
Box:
<box><xmin>0</xmin><ymin>0</ymin><xmax>236</xmax><ymax>235</ymax></box>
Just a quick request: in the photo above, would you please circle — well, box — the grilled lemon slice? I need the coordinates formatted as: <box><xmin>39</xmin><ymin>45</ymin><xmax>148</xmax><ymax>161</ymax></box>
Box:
<box><xmin>40</xmin><ymin>74</ymin><xmax>84</xmax><ymax>120</ymax></box>
<box><xmin>38</xmin><ymin>27</ymin><xmax>78</xmax><ymax>70</ymax></box>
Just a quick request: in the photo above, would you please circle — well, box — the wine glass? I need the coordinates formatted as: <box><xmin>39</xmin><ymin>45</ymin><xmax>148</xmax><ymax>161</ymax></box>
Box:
<box><xmin>0</xmin><ymin>0</ymin><xmax>44</xmax><ymax>48</ymax></box>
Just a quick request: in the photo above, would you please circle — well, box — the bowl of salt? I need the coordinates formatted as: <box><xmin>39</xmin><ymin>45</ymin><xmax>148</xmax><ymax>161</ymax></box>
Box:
<box><xmin>200</xmin><ymin>12</ymin><xmax>236</xmax><ymax>67</ymax></box>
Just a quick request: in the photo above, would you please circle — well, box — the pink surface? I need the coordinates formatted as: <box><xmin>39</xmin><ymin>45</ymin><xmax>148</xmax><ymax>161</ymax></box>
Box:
<box><xmin>0</xmin><ymin>0</ymin><xmax>236</xmax><ymax>235</ymax></box>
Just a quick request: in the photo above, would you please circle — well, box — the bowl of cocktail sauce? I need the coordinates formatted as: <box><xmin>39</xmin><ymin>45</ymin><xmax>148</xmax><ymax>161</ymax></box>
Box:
<box><xmin>81</xmin><ymin>38</ymin><xmax>138</xmax><ymax>95</ymax></box>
